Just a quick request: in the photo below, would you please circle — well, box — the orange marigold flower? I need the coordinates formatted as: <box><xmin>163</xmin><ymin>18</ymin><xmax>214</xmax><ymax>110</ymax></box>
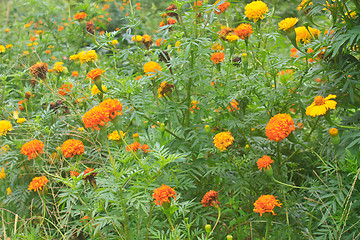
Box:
<box><xmin>126</xmin><ymin>141</ymin><xmax>142</xmax><ymax>152</ymax></box>
<box><xmin>83</xmin><ymin>167</ymin><xmax>97</xmax><ymax>180</ymax></box>
<box><xmin>30</xmin><ymin>62</ymin><xmax>48</xmax><ymax>79</ymax></box>
<box><xmin>87</xmin><ymin>68</ymin><xmax>104</xmax><ymax>80</ymax></box>
<box><xmin>21</xmin><ymin>140</ymin><xmax>44</xmax><ymax>160</ymax></box>
<box><xmin>141</xmin><ymin>144</ymin><xmax>150</xmax><ymax>153</ymax></box>
<box><xmin>143</xmin><ymin>61</ymin><xmax>162</xmax><ymax>76</ymax></box>
<box><xmin>227</xmin><ymin>99</ymin><xmax>239</xmax><ymax>111</ymax></box>
<box><xmin>265</xmin><ymin>113</ymin><xmax>295</xmax><ymax>142</ymax></box>
<box><xmin>329</xmin><ymin>128</ymin><xmax>338</xmax><ymax>137</ymax></box>
<box><xmin>61</xmin><ymin>139</ymin><xmax>84</xmax><ymax>158</ymax></box>
<box><xmin>28</xmin><ymin>176</ymin><xmax>49</xmax><ymax>192</ymax></box>
<box><xmin>253</xmin><ymin>195</ymin><xmax>282</xmax><ymax>216</ymax></box>
<box><xmin>213</xmin><ymin>131</ymin><xmax>235</xmax><ymax>151</ymax></box>
<box><xmin>70</xmin><ymin>171</ymin><xmax>80</xmax><ymax>177</ymax></box>
<box><xmin>245</xmin><ymin>1</ymin><xmax>269</xmax><ymax>22</ymax></box>
<box><xmin>82</xmin><ymin>99</ymin><xmax>123</xmax><ymax>130</ymax></box>
<box><xmin>72</xmin><ymin>71</ymin><xmax>79</xmax><ymax>77</ymax></box>
<box><xmin>58</xmin><ymin>83</ymin><xmax>74</xmax><ymax>96</ymax></box>
<box><xmin>234</xmin><ymin>23</ymin><xmax>253</xmax><ymax>40</ymax></box>
<box><xmin>155</xmin><ymin>38</ymin><xmax>167</xmax><ymax>47</ymax></box>
<box><xmin>201</xmin><ymin>190</ymin><xmax>220</xmax><ymax>207</ymax></box>
<box><xmin>190</xmin><ymin>100</ymin><xmax>200</xmax><ymax>113</ymax></box>
<box><xmin>167</xmin><ymin>18</ymin><xmax>177</xmax><ymax>25</ymax></box>
<box><xmin>153</xmin><ymin>184</ymin><xmax>177</xmax><ymax>206</ymax></box>
<box><xmin>257</xmin><ymin>155</ymin><xmax>273</xmax><ymax>171</ymax></box>
<box><xmin>18</xmin><ymin>100</ymin><xmax>26</xmax><ymax>111</ymax></box>
<box><xmin>305</xmin><ymin>94</ymin><xmax>336</xmax><ymax>117</ymax></box>
<box><xmin>211</xmin><ymin>52</ymin><xmax>225</xmax><ymax>64</ymax></box>
<box><xmin>214</xmin><ymin>0</ymin><xmax>230</xmax><ymax>14</ymax></box>
<box><xmin>74</xmin><ymin>12</ymin><xmax>87</xmax><ymax>21</ymax></box>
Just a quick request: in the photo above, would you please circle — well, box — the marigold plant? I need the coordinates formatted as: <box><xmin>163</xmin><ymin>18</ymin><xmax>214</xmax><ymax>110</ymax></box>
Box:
<box><xmin>201</xmin><ymin>190</ymin><xmax>220</xmax><ymax>207</ymax></box>
<box><xmin>265</xmin><ymin>113</ymin><xmax>295</xmax><ymax>142</ymax></box>
<box><xmin>0</xmin><ymin>120</ymin><xmax>13</xmax><ymax>136</ymax></box>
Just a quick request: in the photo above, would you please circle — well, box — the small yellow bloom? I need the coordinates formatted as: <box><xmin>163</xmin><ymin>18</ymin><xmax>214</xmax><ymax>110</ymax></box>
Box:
<box><xmin>306</xmin><ymin>94</ymin><xmax>337</xmax><ymax>117</ymax></box>
<box><xmin>4</xmin><ymin>28</ymin><xmax>10</xmax><ymax>33</ymax></box>
<box><xmin>23</xmin><ymin>51</ymin><xmax>29</xmax><ymax>56</ymax></box>
<box><xmin>211</xmin><ymin>43</ymin><xmax>224</xmax><ymax>51</ymax></box>
<box><xmin>17</xmin><ymin>118</ymin><xmax>27</xmax><ymax>124</ymax></box>
<box><xmin>0</xmin><ymin>45</ymin><xmax>6</xmax><ymax>53</ymax></box>
<box><xmin>329</xmin><ymin>128</ymin><xmax>338</xmax><ymax>137</ymax></box>
<box><xmin>77</xmin><ymin>127</ymin><xmax>85</xmax><ymax>132</ymax></box>
<box><xmin>108</xmin><ymin>130</ymin><xmax>125</xmax><ymax>141</ymax></box>
<box><xmin>0</xmin><ymin>120</ymin><xmax>13</xmax><ymax>136</ymax></box>
<box><xmin>6</xmin><ymin>44</ymin><xmax>13</xmax><ymax>49</ymax></box>
<box><xmin>132</xmin><ymin>35</ymin><xmax>143</xmax><ymax>42</ymax></box>
<box><xmin>7</xmin><ymin>187</ymin><xmax>12</xmax><ymax>195</ymax></box>
<box><xmin>27</xmin><ymin>43</ymin><xmax>33</xmax><ymax>47</ymax></box>
<box><xmin>0</xmin><ymin>168</ymin><xmax>5</xmax><ymax>179</ymax></box>
<box><xmin>112</xmin><ymin>40</ymin><xmax>119</xmax><ymax>45</ymax></box>
<box><xmin>91</xmin><ymin>84</ymin><xmax>107</xmax><ymax>95</ymax></box>
<box><xmin>226</xmin><ymin>34</ymin><xmax>239</xmax><ymax>42</ymax></box>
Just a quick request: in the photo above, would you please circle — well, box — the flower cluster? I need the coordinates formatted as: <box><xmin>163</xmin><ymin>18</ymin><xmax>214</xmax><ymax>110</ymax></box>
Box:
<box><xmin>28</xmin><ymin>176</ymin><xmax>49</xmax><ymax>192</ymax></box>
<box><xmin>253</xmin><ymin>195</ymin><xmax>282</xmax><ymax>216</ymax></box>
<box><xmin>153</xmin><ymin>184</ymin><xmax>177</xmax><ymax>206</ymax></box>
<box><xmin>82</xmin><ymin>98</ymin><xmax>123</xmax><ymax>130</ymax></box>
<box><xmin>265</xmin><ymin>113</ymin><xmax>295</xmax><ymax>142</ymax></box>
<box><xmin>0</xmin><ymin>120</ymin><xmax>13</xmax><ymax>136</ymax></box>
<box><xmin>245</xmin><ymin>0</ymin><xmax>269</xmax><ymax>22</ymax></box>
<box><xmin>306</xmin><ymin>94</ymin><xmax>336</xmax><ymax>117</ymax></box>
<box><xmin>29</xmin><ymin>62</ymin><xmax>48</xmax><ymax>79</ymax></box>
<box><xmin>21</xmin><ymin>139</ymin><xmax>44</xmax><ymax>160</ymax></box>
<box><xmin>213</xmin><ymin>131</ymin><xmax>235</xmax><ymax>151</ymax></box>
<box><xmin>61</xmin><ymin>139</ymin><xmax>84</xmax><ymax>158</ymax></box>
<box><xmin>201</xmin><ymin>190</ymin><xmax>220</xmax><ymax>207</ymax></box>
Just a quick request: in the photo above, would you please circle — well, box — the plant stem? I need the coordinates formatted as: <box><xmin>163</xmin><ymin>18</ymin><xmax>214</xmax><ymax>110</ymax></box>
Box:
<box><xmin>264</xmin><ymin>217</ymin><xmax>271</xmax><ymax>240</ymax></box>
<box><xmin>208</xmin><ymin>206</ymin><xmax>221</xmax><ymax>238</ymax></box>
<box><xmin>272</xmin><ymin>177</ymin><xmax>308</xmax><ymax>190</ymax></box>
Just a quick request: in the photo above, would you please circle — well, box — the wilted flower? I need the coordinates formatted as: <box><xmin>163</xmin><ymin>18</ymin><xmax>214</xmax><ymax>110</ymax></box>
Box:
<box><xmin>157</xmin><ymin>81</ymin><xmax>174</xmax><ymax>98</ymax></box>
<box><xmin>305</xmin><ymin>94</ymin><xmax>337</xmax><ymax>117</ymax></box>
<box><xmin>201</xmin><ymin>190</ymin><xmax>220</xmax><ymax>207</ymax></box>
<box><xmin>30</xmin><ymin>62</ymin><xmax>48</xmax><ymax>79</ymax></box>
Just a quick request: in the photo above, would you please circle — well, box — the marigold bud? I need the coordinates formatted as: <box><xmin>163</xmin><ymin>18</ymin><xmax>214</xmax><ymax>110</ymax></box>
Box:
<box><xmin>205</xmin><ymin>125</ymin><xmax>210</xmax><ymax>134</ymax></box>
<box><xmin>226</xmin><ymin>235</ymin><xmax>233</xmax><ymax>240</ymax></box>
<box><xmin>160</xmin><ymin>123</ymin><xmax>165</xmax><ymax>133</ymax></box>
<box><xmin>205</xmin><ymin>224</ymin><xmax>211</xmax><ymax>233</ymax></box>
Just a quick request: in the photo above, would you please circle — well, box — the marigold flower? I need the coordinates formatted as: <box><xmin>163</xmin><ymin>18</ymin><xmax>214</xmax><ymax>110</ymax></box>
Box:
<box><xmin>132</xmin><ymin>35</ymin><xmax>143</xmax><ymax>42</ymax></box>
<box><xmin>201</xmin><ymin>190</ymin><xmax>220</xmax><ymax>207</ymax></box>
<box><xmin>87</xmin><ymin>68</ymin><xmax>104</xmax><ymax>80</ymax></box>
<box><xmin>58</xmin><ymin>83</ymin><xmax>73</xmax><ymax>96</ymax></box>
<box><xmin>74</xmin><ymin>12</ymin><xmax>87</xmax><ymax>21</ymax></box>
<box><xmin>30</xmin><ymin>62</ymin><xmax>48</xmax><ymax>79</ymax></box>
<box><xmin>305</xmin><ymin>94</ymin><xmax>337</xmax><ymax>117</ymax></box>
<box><xmin>234</xmin><ymin>24</ymin><xmax>253</xmax><ymax>40</ymax></box>
<box><xmin>91</xmin><ymin>85</ymin><xmax>107</xmax><ymax>95</ymax></box>
<box><xmin>108</xmin><ymin>130</ymin><xmax>125</xmax><ymax>141</ymax></box>
<box><xmin>217</xmin><ymin>26</ymin><xmax>234</xmax><ymax>40</ymax></box>
<box><xmin>213</xmin><ymin>131</ymin><xmax>235</xmax><ymax>151</ymax></box>
<box><xmin>155</xmin><ymin>38</ymin><xmax>167</xmax><ymax>47</ymax></box>
<box><xmin>166</xmin><ymin>4</ymin><xmax>178</xmax><ymax>17</ymax></box>
<box><xmin>18</xmin><ymin>100</ymin><xmax>26</xmax><ymax>111</ymax></box>
<box><xmin>126</xmin><ymin>141</ymin><xmax>141</xmax><ymax>152</ymax></box>
<box><xmin>0</xmin><ymin>120</ymin><xmax>13</xmax><ymax>136</ymax></box>
<box><xmin>257</xmin><ymin>155</ymin><xmax>273</xmax><ymax>171</ymax></box>
<box><xmin>227</xmin><ymin>99</ymin><xmax>239</xmax><ymax>111</ymax></box>
<box><xmin>143</xmin><ymin>61</ymin><xmax>162</xmax><ymax>76</ymax></box>
<box><xmin>297</xmin><ymin>0</ymin><xmax>313</xmax><ymax>11</ymax></box>
<box><xmin>4</xmin><ymin>28</ymin><xmax>10</xmax><ymax>33</ymax></box>
<box><xmin>158</xmin><ymin>81</ymin><xmax>174</xmax><ymax>97</ymax></box>
<box><xmin>278</xmin><ymin>17</ymin><xmax>298</xmax><ymax>32</ymax></box>
<box><xmin>6</xmin><ymin>44</ymin><xmax>13</xmax><ymax>49</ymax></box>
<box><xmin>21</xmin><ymin>140</ymin><xmax>44</xmax><ymax>160</ymax></box>
<box><xmin>82</xmin><ymin>168</ymin><xmax>97</xmax><ymax>182</ymax></box>
<box><xmin>7</xmin><ymin>187</ymin><xmax>11</xmax><ymax>195</ymax></box>
<box><xmin>329</xmin><ymin>128</ymin><xmax>338</xmax><ymax>137</ymax></box>
<box><xmin>142</xmin><ymin>144</ymin><xmax>150</xmax><ymax>153</ymax></box>
<box><xmin>78</xmin><ymin>50</ymin><xmax>98</xmax><ymax>64</ymax></box>
<box><xmin>211</xmin><ymin>43</ymin><xmax>224</xmax><ymax>51</ymax></box>
<box><xmin>61</xmin><ymin>139</ymin><xmax>84</xmax><ymax>158</ymax></box>
<box><xmin>295</xmin><ymin>26</ymin><xmax>320</xmax><ymax>44</ymax></box>
<box><xmin>70</xmin><ymin>171</ymin><xmax>80</xmax><ymax>177</ymax></box>
<box><xmin>211</xmin><ymin>52</ymin><xmax>225</xmax><ymax>64</ymax></box>
<box><xmin>245</xmin><ymin>1</ymin><xmax>269</xmax><ymax>22</ymax></box>
<box><xmin>72</xmin><ymin>71</ymin><xmax>79</xmax><ymax>77</ymax></box>
<box><xmin>190</xmin><ymin>100</ymin><xmax>200</xmax><ymax>113</ymax></box>
<box><xmin>253</xmin><ymin>195</ymin><xmax>282</xmax><ymax>216</ymax></box>
<box><xmin>17</xmin><ymin>118</ymin><xmax>26</xmax><ymax>124</ymax></box>
<box><xmin>265</xmin><ymin>113</ymin><xmax>295</xmax><ymax>142</ymax></box>
<box><xmin>226</xmin><ymin>34</ymin><xmax>239</xmax><ymax>42</ymax></box>
<box><xmin>28</xmin><ymin>176</ymin><xmax>49</xmax><ymax>192</ymax></box>
<box><xmin>142</xmin><ymin>34</ymin><xmax>153</xmax><ymax>49</ymax></box>
<box><xmin>0</xmin><ymin>168</ymin><xmax>5</xmax><ymax>179</ymax></box>
<box><xmin>214</xmin><ymin>0</ymin><xmax>230</xmax><ymax>14</ymax></box>
<box><xmin>153</xmin><ymin>184</ymin><xmax>177</xmax><ymax>206</ymax></box>
<box><xmin>167</xmin><ymin>18</ymin><xmax>177</xmax><ymax>25</ymax></box>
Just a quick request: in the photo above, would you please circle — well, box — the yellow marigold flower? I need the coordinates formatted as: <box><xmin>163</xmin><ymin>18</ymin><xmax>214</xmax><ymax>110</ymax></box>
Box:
<box><xmin>0</xmin><ymin>145</ymin><xmax>10</xmax><ymax>155</ymax></box>
<box><xmin>69</xmin><ymin>54</ymin><xmax>79</xmax><ymax>61</ymax></box>
<box><xmin>4</xmin><ymin>28</ymin><xmax>10</xmax><ymax>33</ymax></box>
<box><xmin>245</xmin><ymin>0</ymin><xmax>269</xmax><ymax>23</ymax></box>
<box><xmin>79</xmin><ymin>50</ymin><xmax>98</xmax><ymax>64</ymax></box>
<box><xmin>297</xmin><ymin>0</ymin><xmax>313</xmax><ymax>11</ymax></box>
<box><xmin>74</xmin><ymin>12</ymin><xmax>87</xmax><ymax>21</ymax></box>
<box><xmin>257</xmin><ymin>155</ymin><xmax>273</xmax><ymax>171</ymax></box>
<box><xmin>52</xmin><ymin>62</ymin><xmax>65</xmax><ymax>73</ymax></box>
<box><xmin>33</xmin><ymin>42</ymin><xmax>38</xmax><ymax>46</ymax></box>
<box><xmin>213</xmin><ymin>131</ymin><xmax>235</xmax><ymax>151</ymax></box>
<box><xmin>329</xmin><ymin>128</ymin><xmax>338</xmax><ymax>137</ymax></box>
<box><xmin>7</xmin><ymin>187</ymin><xmax>11</xmax><ymax>195</ymax></box>
<box><xmin>61</xmin><ymin>139</ymin><xmax>84</xmax><ymax>158</ymax></box>
<box><xmin>253</xmin><ymin>195</ymin><xmax>282</xmax><ymax>216</ymax></box>
<box><xmin>226</xmin><ymin>34</ymin><xmax>239</xmax><ymax>42</ymax></box>
<box><xmin>295</xmin><ymin>26</ymin><xmax>320</xmax><ymax>44</ymax></box>
<box><xmin>211</xmin><ymin>43</ymin><xmax>224</xmax><ymax>51</ymax></box>
<box><xmin>87</xmin><ymin>68</ymin><xmax>104</xmax><ymax>80</ymax></box>
<box><xmin>17</xmin><ymin>118</ymin><xmax>27</xmax><ymax>124</ymax></box>
<box><xmin>112</xmin><ymin>40</ymin><xmax>118</xmax><ymax>45</ymax></box>
<box><xmin>210</xmin><ymin>52</ymin><xmax>225</xmax><ymax>64</ymax></box>
<box><xmin>142</xmin><ymin>34</ymin><xmax>153</xmax><ymax>49</ymax></box>
<box><xmin>28</xmin><ymin>176</ymin><xmax>49</xmax><ymax>192</ymax></box>
<box><xmin>132</xmin><ymin>35</ymin><xmax>143</xmax><ymax>42</ymax></box>
<box><xmin>6</xmin><ymin>44</ymin><xmax>13</xmax><ymax>49</ymax></box>
<box><xmin>108</xmin><ymin>130</ymin><xmax>125</xmax><ymax>141</ymax></box>
<box><xmin>143</xmin><ymin>61</ymin><xmax>162</xmax><ymax>76</ymax></box>
<box><xmin>0</xmin><ymin>167</ymin><xmax>5</xmax><ymax>179</ymax></box>
<box><xmin>152</xmin><ymin>184</ymin><xmax>177</xmax><ymax>206</ymax></box>
<box><xmin>234</xmin><ymin>24</ymin><xmax>253</xmax><ymax>40</ymax></box>
<box><xmin>305</xmin><ymin>94</ymin><xmax>337</xmax><ymax>117</ymax></box>
<box><xmin>265</xmin><ymin>113</ymin><xmax>295</xmax><ymax>142</ymax></box>
<box><xmin>91</xmin><ymin>85</ymin><xmax>107</xmax><ymax>95</ymax></box>
<box><xmin>278</xmin><ymin>17</ymin><xmax>298</xmax><ymax>32</ymax></box>
<box><xmin>21</xmin><ymin>140</ymin><xmax>44</xmax><ymax>160</ymax></box>
<box><xmin>0</xmin><ymin>120</ymin><xmax>13</xmax><ymax>136</ymax></box>
<box><xmin>0</xmin><ymin>45</ymin><xmax>6</xmax><ymax>53</ymax></box>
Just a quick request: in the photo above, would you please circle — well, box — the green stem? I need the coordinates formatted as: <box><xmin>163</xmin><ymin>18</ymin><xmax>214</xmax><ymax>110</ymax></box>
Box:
<box><xmin>120</xmin><ymin>187</ymin><xmax>130</xmax><ymax>240</ymax></box>
<box><xmin>272</xmin><ymin>177</ymin><xmax>308</xmax><ymax>190</ymax></box>
<box><xmin>297</xmin><ymin>141</ymin><xmax>327</xmax><ymax>166</ymax></box>
<box><xmin>208</xmin><ymin>206</ymin><xmax>221</xmax><ymax>238</ymax></box>
<box><xmin>264</xmin><ymin>217</ymin><xmax>271</xmax><ymax>240</ymax></box>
